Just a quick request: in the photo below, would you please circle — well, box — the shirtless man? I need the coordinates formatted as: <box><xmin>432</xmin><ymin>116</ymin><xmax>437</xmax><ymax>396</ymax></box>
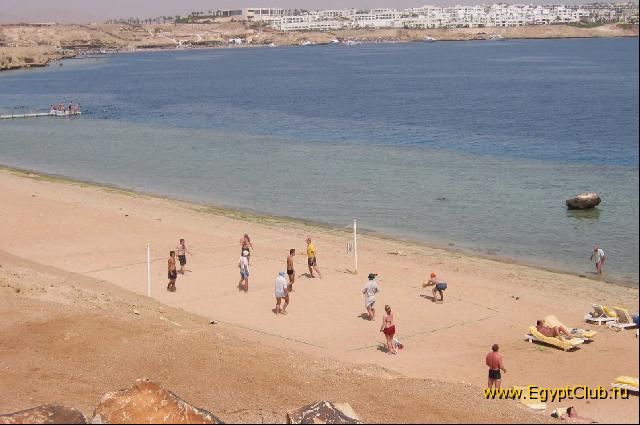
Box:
<box><xmin>287</xmin><ymin>249</ymin><xmax>296</xmax><ymax>291</ymax></box>
<box><xmin>167</xmin><ymin>251</ymin><xmax>177</xmax><ymax>292</ymax></box>
<box><xmin>176</xmin><ymin>238</ymin><xmax>190</xmax><ymax>274</ymax></box>
<box><xmin>422</xmin><ymin>272</ymin><xmax>447</xmax><ymax>302</ymax></box>
<box><xmin>306</xmin><ymin>237</ymin><xmax>321</xmax><ymax>279</ymax></box>
<box><xmin>486</xmin><ymin>344</ymin><xmax>507</xmax><ymax>389</ymax></box>
<box><xmin>536</xmin><ymin>320</ymin><xmax>572</xmax><ymax>338</ymax></box>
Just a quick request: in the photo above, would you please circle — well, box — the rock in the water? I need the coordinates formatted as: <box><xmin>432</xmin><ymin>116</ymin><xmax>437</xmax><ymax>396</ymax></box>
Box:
<box><xmin>91</xmin><ymin>379</ymin><xmax>223</xmax><ymax>424</ymax></box>
<box><xmin>0</xmin><ymin>405</ymin><xmax>87</xmax><ymax>424</ymax></box>
<box><xmin>287</xmin><ymin>401</ymin><xmax>362</xmax><ymax>424</ymax></box>
<box><xmin>566</xmin><ymin>192</ymin><xmax>601</xmax><ymax>210</ymax></box>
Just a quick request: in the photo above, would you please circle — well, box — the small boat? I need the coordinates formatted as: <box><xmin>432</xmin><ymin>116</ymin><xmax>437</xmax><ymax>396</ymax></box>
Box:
<box><xmin>424</xmin><ymin>36</ymin><xmax>437</xmax><ymax>42</ymax></box>
<box><xmin>488</xmin><ymin>34</ymin><xmax>504</xmax><ymax>40</ymax></box>
<box><xmin>343</xmin><ymin>40</ymin><xmax>362</xmax><ymax>46</ymax></box>
<box><xmin>299</xmin><ymin>40</ymin><xmax>315</xmax><ymax>46</ymax></box>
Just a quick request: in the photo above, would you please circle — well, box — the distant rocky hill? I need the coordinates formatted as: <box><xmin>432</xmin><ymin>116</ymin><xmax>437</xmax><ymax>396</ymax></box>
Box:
<box><xmin>1</xmin><ymin>22</ymin><xmax>637</xmax><ymax>71</ymax></box>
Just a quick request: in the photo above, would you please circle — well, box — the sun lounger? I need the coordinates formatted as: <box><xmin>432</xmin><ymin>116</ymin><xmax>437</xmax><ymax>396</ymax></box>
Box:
<box><xmin>545</xmin><ymin>315</ymin><xmax>597</xmax><ymax>340</ymax></box>
<box><xmin>525</xmin><ymin>326</ymin><xmax>584</xmax><ymax>351</ymax></box>
<box><xmin>607</xmin><ymin>307</ymin><xmax>638</xmax><ymax>332</ymax></box>
<box><xmin>611</xmin><ymin>376</ymin><xmax>639</xmax><ymax>393</ymax></box>
<box><xmin>603</xmin><ymin>306</ymin><xmax>618</xmax><ymax>318</ymax></box>
<box><xmin>585</xmin><ymin>304</ymin><xmax>618</xmax><ymax>326</ymax></box>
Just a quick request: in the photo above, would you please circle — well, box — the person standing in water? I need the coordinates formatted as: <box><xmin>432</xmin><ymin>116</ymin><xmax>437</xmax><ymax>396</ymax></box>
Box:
<box><xmin>380</xmin><ymin>305</ymin><xmax>397</xmax><ymax>355</ymax></box>
<box><xmin>590</xmin><ymin>245</ymin><xmax>605</xmax><ymax>275</ymax></box>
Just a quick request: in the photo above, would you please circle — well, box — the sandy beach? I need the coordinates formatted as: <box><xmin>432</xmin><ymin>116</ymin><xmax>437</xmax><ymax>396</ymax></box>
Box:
<box><xmin>0</xmin><ymin>167</ymin><xmax>638</xmax><ymax>423</ymax></box>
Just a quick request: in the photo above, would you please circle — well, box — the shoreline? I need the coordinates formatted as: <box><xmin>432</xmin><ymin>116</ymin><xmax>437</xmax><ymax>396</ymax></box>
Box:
<box><xmin>1</xmin><ymin>22</ymin><xmax>637</xmax><ymax>72</ymax></box>
<box><xmin>1</xmin><ymin>163</ymin><xmax>635</xmax><ymax>288</ymax></box>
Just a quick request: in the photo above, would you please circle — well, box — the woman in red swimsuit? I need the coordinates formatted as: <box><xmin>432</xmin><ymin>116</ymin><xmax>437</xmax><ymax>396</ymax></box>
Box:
<box><xmin>380</xmin><ymin>305</ymin><xmax>397</xmax><ymax>355</ymax></box>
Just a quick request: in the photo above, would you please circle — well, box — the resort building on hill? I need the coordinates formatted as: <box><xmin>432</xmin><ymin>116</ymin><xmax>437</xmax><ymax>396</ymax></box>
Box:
<box><xmin>239</xmin><ymin>3</ymin><xmax>639</xmax><ymax>31</ymax></box>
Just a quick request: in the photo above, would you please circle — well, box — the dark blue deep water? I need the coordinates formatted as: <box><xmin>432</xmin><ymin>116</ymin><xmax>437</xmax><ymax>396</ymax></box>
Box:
<box><xmin>1</xmin><ymin>38</ymin><xmax>638</xmax><ymax>282</ymax></box>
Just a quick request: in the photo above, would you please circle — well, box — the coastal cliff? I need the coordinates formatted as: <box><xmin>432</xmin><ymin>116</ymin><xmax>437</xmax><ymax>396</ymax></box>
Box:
<box><xmin>1</xmin><ymin>22</ymin><xmax>638</xmax><ymax>71</ymax></box>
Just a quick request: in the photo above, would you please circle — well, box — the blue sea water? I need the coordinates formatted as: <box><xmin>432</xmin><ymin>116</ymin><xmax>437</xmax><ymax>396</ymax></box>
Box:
<box><xmin>0</xmin><ymin>38</ymin><xmax>638</xmax><ymax>283</ymax></box>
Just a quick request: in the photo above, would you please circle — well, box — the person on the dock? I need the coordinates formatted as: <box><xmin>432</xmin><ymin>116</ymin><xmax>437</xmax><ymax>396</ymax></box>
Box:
<box><xmin>422</xmin><ymin>272</ymin><xmax>447</xmax><ymax>302</ymax></box>
<box><xmin>590</xmin><ymin>245</ymin><xmax>605</xmax><ymax>275</ymax></box>
<box><xmin>536</xmin><ymin>320</ymin><xmax>572</xmax><ymax>338</ymax></box>
<box><xmin>238</xmin><ymin>250</ymin><xmax>250</xmax><ymax>291</ymax></box>
<box><xmin>380</xmin><ymin>305</ymin><xmax>397</xmax><ymax>355</ymax></box>
<box><xmin>306</xmin><ymin>237</ymin><xmax>321</xmax><ymax>278</ymax></box>
<box><xmin>275</xmin><ymin>271</ymin><xmax>289</xmax><ymax>315</ymax></box>
<box><xmin>486</xmin><ymin>344</ymin><xmax>506</xmax><ymax>390</ymax></box>
<box><xmin>362</xmin><ymin>273</ymin><xmax>379</xmax><ymax>321</ymax></box>
<box><xmin>167</xmin><ymin>251</ymin><xmax>177</xmax><ymax>292</ymax></box>
<box><xmin>241</xmin><ymin>234</ymin><xmax>254</xmax><ymax>264</ymax></box>
<box><xmin>176</xmin><ymin>238</ymin><xmax>190</xmax><ymax>274</ymax></box>
<box><xmin>287</xmin><ymin>249</ymin><xmax>296</xmax><ymax>291</ymax></box>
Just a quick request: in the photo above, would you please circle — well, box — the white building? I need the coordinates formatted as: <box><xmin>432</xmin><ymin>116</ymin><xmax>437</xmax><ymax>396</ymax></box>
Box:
<box><xmin>264</xmin><ymin>3</ymin><xmax>638</xmax><ymax>31</ymax></box>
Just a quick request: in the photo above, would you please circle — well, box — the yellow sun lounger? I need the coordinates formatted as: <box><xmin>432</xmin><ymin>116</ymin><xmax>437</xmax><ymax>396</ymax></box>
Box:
<box><xmin>525</xmin><ymin>326</ymin><xmax>584</xmax><ymax>351</ymax></box>
<box><xmin>544</xmin><ymin>315</ymin><xmax>597</xmax><ymax>339</ymax></box>
<box><xmin>612</xmin><ymin>376</ymin><xmax>639</xmax><ymax>393</ymax></box>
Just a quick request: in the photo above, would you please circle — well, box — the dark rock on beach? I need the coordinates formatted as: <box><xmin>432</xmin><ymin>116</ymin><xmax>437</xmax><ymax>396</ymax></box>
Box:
<box><xmin>0</xmin><ymin>405</ymin><xmax>87</xmax><ymax>424</ymax></box>
<box><xmin>287</xmin><ymin>401</ymin><xmax>362</xmax><ymax>424</ymax></box>
<box><xmin>566</xmin><ymin>192</ymin><xmax>601</xmax><ymax>210</ymax></box>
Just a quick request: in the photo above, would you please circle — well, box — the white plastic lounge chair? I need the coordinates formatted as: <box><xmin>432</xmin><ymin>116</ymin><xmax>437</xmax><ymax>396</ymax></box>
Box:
<box><xmin>585</xmin><ymin>304</ymin><xmax>617</xmax><ymax>326</ymax></box>
<box><xmin>607</xmin><ymin>307</ymin><xmax>638</xmax><ymax>332</ymax></box>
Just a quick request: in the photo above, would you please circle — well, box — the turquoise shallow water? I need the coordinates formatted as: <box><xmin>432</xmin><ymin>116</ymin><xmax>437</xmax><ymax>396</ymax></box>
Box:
<box><xmin>0</xmin><ymin>38</ymin><xmax>638</xmax><ymax>283</ymax></box>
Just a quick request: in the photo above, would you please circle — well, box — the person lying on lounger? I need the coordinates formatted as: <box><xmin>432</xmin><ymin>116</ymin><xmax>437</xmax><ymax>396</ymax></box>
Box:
<box><xmin>536</xmin><ymin>320</ymin><xmax>572</xmax><ymax>338</ymax></box>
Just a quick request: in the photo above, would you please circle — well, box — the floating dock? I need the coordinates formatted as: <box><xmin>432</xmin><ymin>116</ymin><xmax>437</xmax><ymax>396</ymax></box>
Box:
<box><xmin>1</xmin><ymin>111</ymin><xmax>81</xmax><ymax>120</ymax></box>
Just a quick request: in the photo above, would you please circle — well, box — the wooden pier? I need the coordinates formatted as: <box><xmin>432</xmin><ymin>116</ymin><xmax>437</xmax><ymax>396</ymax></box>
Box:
<box><xmin>0</xmin><ymin>111</ymin><xmax>81</xmax><ymax>120</ymax></box>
